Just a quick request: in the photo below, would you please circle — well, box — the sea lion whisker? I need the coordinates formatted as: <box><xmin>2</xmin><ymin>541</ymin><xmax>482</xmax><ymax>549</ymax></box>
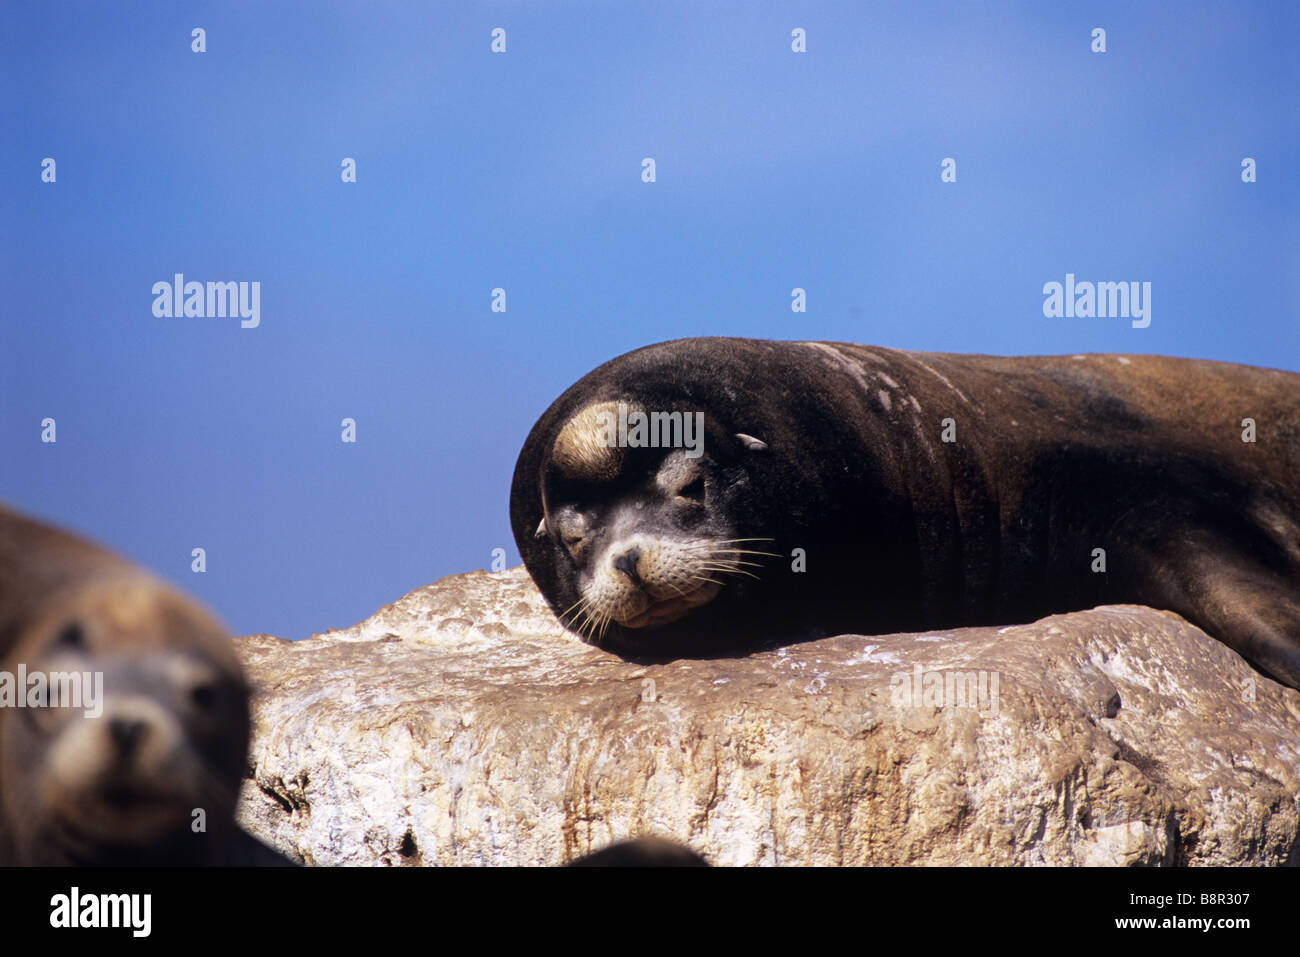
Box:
<box><xmin>559</xmin><ymin>596</ymin><xmax>589</xmax><ymax>622</ymax></box>
<box><xmin>690</xmin><ymin>547</ymin><xmax>780</xmax><ymax>560</ymax></box>
<box><xmin>562</xmin><ymin>602</ymin><xmax>595</xmax><ymax>632</ymax></box>
<box><xmin>696</xmin><ymin>561</ymin><xmax>757</xmax><ymax>573</ymax></box>
<box><xmin>682</xmin><ymin>540</ymin><xmax>776</xmax><ymax>552</ymax></box>
<box><xmin>691</xmin><ymin>576</ymin><xmax>726</xmax><ymax>587</ymax></box>
<box><xmin>701</xmin><ymin>568</ymin><xmax>760</xmax><ymax>581</ymax></box>
<box><xmin>577</xmin><ymin>608</ymin><xmax>602</xmax><ymax>640</ymax></box>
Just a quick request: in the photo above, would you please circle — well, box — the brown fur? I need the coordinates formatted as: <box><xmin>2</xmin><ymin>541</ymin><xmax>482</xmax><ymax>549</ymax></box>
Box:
<box><xmin>551</xmin><ymin>400</ymin><xmax>639</xmax><ymax>481</ymax></box>
<box><xmin>0</xmin><ymin>505</ymin><xmax>251</xmax><ymax>865</ymax></box>
<box><xmin>512</xmin><ymin>338</ymin><xmax>1300</xmax><ymax>688</ymax></box>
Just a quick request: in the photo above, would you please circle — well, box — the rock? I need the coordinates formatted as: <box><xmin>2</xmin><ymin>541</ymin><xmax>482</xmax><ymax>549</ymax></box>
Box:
<box><xmin>235</xmin><ymin>566</ymin><xmax>1300</xmax><ymax>866</ymax></box>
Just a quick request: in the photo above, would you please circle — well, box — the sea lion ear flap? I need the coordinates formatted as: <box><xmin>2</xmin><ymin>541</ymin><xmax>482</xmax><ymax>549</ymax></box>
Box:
<box><xmin>535</xmin><ymin>517</ymin><xmax>547</xmax><ymax>538</ymax></box>
<box><xmin>735</xmin><ymin>433</ymin><xmax>768</xmax><ymax>452</ymax></box>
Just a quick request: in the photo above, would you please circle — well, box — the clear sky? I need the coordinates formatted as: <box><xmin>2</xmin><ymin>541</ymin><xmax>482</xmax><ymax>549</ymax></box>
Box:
<box><xmin>2</xmin><ymin>1</ymin><xmax>1296</xmax><ymax>639</ymax></box>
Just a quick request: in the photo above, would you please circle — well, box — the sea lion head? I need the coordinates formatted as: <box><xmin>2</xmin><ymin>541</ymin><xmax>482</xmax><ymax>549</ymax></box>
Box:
<box><xmin>511</xmin><ymin>338</ymin><xmax>898</xmax><ymax>655</ymax></box>
<box><xmin>518</xmin><ymin>394</ymin><xmax>775</xmax><ymax>651</ymax></box>
<box><xmin>0</xmin><ymin>574</ymin><xmax>249</xmax><ymax>865</ymax></box>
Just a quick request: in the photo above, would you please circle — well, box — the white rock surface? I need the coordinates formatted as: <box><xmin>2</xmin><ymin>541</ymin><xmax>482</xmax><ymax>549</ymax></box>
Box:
<box><xmin>235</xmin><ymin>567</ymin><xmax>1300</xmax><ymax>866</ymax></box>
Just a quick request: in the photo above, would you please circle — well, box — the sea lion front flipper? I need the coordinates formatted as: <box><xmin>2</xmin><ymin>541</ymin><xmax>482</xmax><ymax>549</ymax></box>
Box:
<box><xmin>1135</xmin><ymin>529</ymin><xmax>1300</xmax><ymax>690</ymax></box>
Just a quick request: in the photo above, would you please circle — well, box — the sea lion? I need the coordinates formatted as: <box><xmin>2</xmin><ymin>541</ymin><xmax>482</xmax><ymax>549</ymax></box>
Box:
<box><xmin>0</xmin><ymin>504</ymin><xmax>259</xmax><ymax>865</ymax></box>
<box><xmin>510</xmin><ymin>337</ymin><xmax>1300</xmax><ymax>690</ymax></box>
<box><xmin>567</xmin><ymin>836</ymin><xmax>709</xmax><ymax>867</ymax></box>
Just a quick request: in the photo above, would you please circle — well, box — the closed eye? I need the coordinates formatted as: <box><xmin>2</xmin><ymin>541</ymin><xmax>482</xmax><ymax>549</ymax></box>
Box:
<box><xmin>53</xmin><ymin>621</ymin><xmax>87</xmax><ymax>651</ymax></box>
<box><xmin>191</xmin><ymin>683</ymin><xmax>218</xmax><ymax>711</ymax></box>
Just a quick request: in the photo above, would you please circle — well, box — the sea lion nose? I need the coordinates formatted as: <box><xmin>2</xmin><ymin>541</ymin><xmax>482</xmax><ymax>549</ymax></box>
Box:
<box><xmin>108</xmin><ymin>717</ymin><xmax>147</xmax><ymax>755</ymax></box>
<box><xmin>613</xmin><ymin>547</ymin><xmax>643</xmax><ymax>586</ymax></box>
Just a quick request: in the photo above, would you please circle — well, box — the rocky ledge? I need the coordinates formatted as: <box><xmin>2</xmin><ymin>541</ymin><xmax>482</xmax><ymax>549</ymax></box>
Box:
<box><xmin>234</xmin><ymin>566</ymin><xmax>1300</xmax><ymax>866</ymax></box>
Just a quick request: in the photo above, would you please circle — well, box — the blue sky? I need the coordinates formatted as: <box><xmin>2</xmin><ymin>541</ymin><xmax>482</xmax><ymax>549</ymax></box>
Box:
<box><xmin>2</xmin><ymin>1</ymin><xmax>1296</xmax><ymax>639</ymax></box>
